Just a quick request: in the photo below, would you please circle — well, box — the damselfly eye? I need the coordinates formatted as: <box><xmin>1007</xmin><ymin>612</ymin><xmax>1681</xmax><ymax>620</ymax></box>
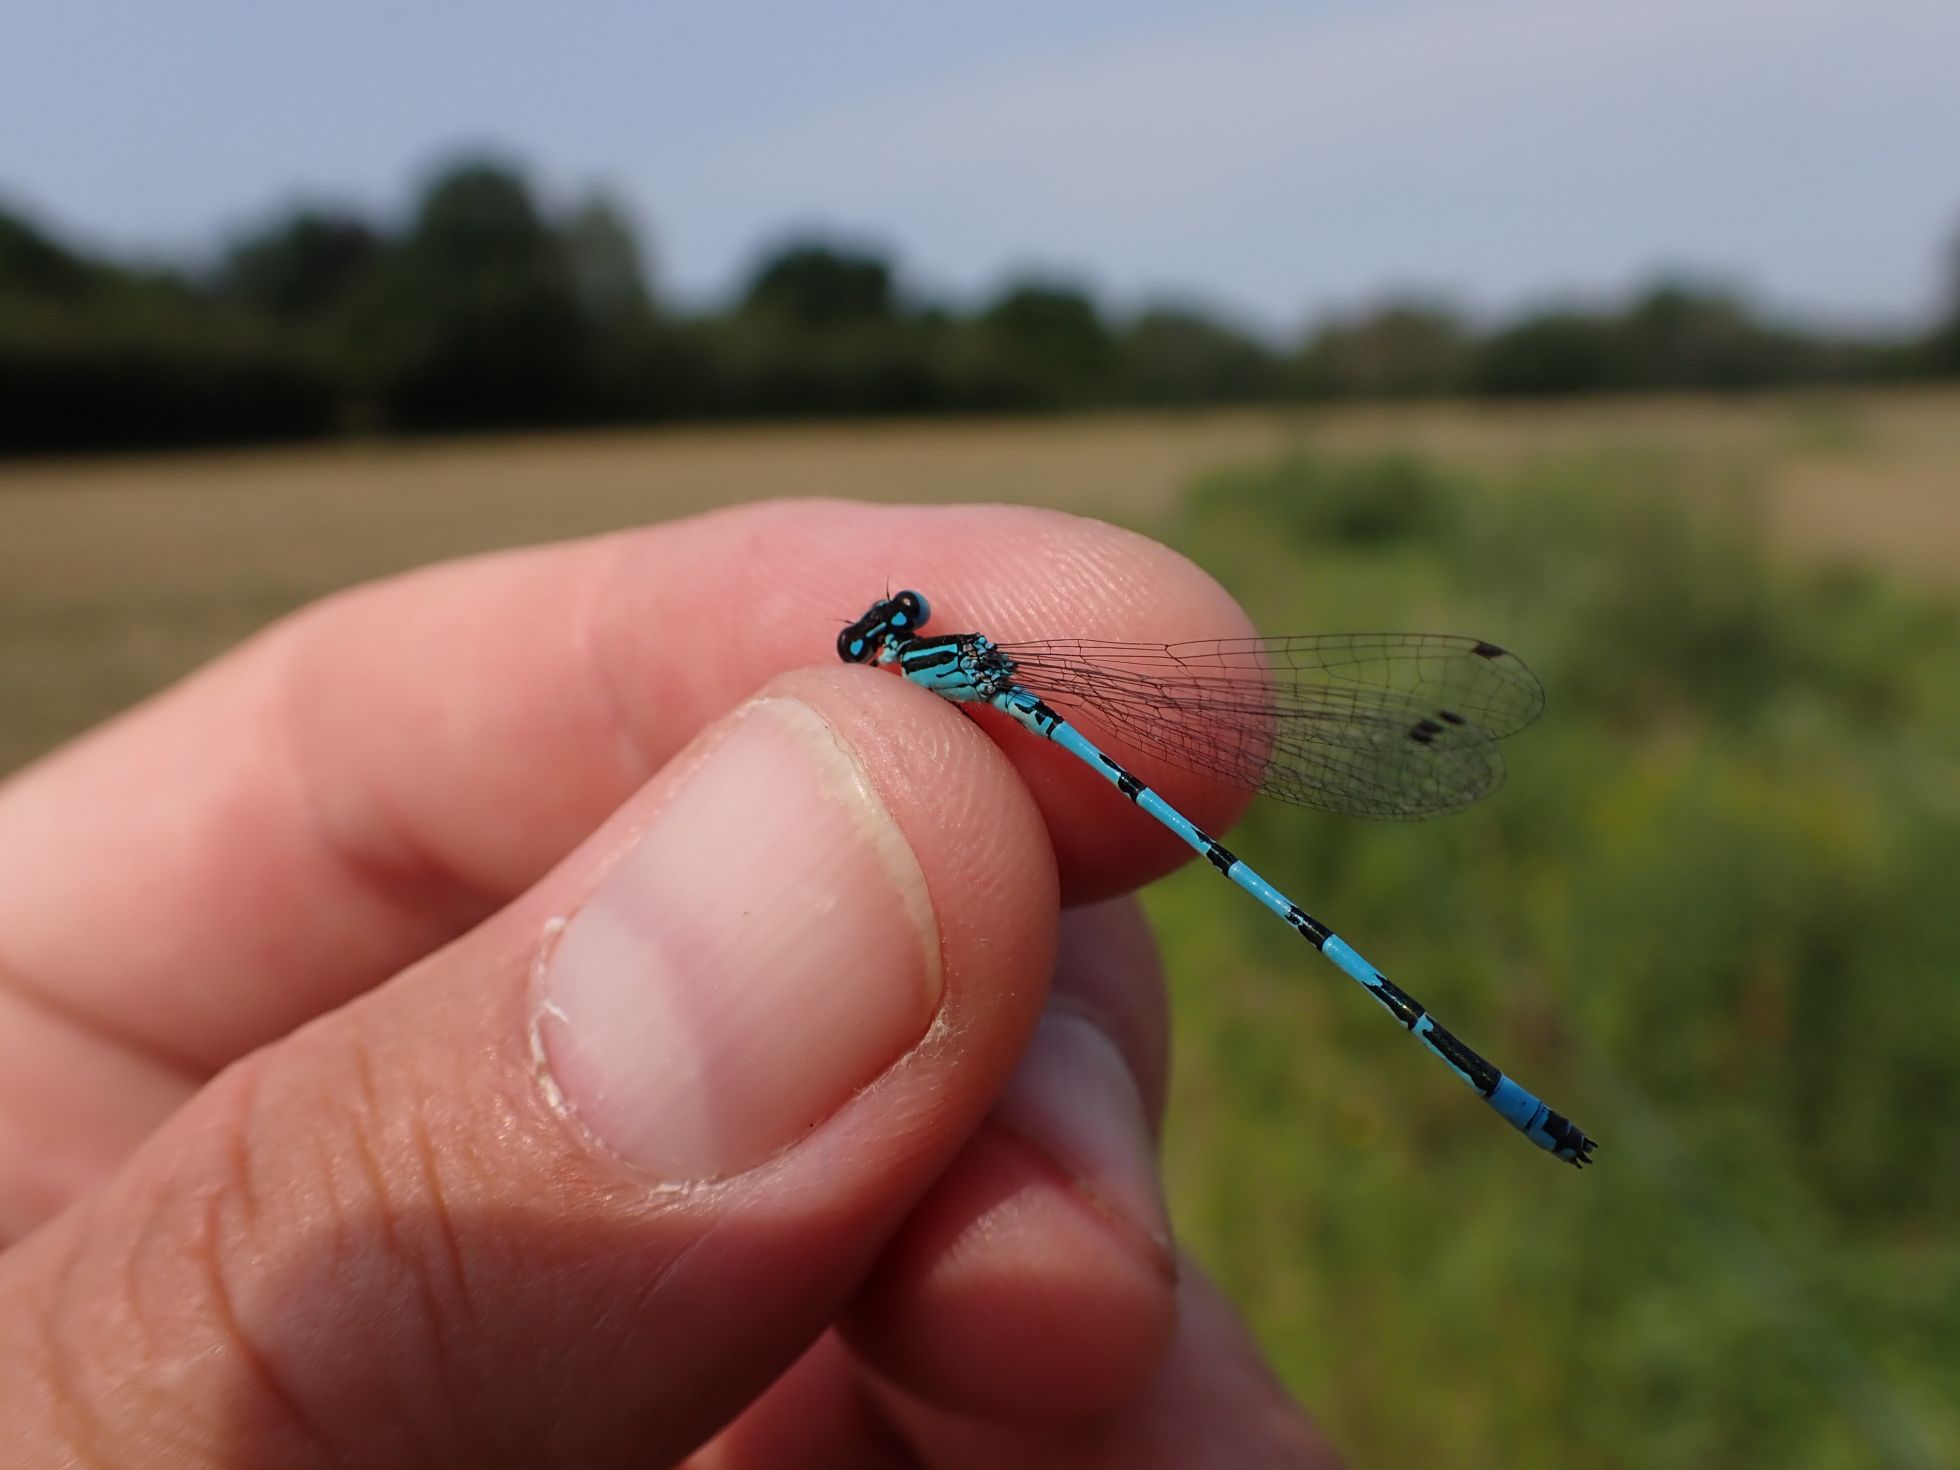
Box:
<box><xmin>892</xmin><ymin>590</ymin><xmax>930</xmax><ymax>629</ymax></box>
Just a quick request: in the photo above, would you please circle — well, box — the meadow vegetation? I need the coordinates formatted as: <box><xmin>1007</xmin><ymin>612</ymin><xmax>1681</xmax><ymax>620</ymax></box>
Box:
<box><xmin>1158</xmin><ymin>444</ymin><xmax>1958</xmax><ymax>1469</ymax></box>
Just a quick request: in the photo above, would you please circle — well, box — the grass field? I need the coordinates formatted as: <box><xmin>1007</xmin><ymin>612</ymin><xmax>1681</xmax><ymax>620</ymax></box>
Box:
<box><xmin>2</xmin><ymin>388</ymin><xmax>1957</xmax><ymax>773</ymax></box>
<box><xmin>3</xmin><ymin>390</ymin><xmax>1957</xmax><ymax>1467</ymax></box>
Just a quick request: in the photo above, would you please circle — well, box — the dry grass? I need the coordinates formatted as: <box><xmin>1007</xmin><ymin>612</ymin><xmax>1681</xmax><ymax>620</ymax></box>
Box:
<box><xmin>2</xmin><ymin>387</ymin><xmax>1955</xmax><ymax>770</ymax></box>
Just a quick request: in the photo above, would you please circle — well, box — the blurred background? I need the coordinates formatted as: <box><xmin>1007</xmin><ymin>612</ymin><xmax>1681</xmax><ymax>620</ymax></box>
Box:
<box><xmin>3</xmin><ymin>3</ymin><xmax>1957</xmax><ymax>1465</ymax></box>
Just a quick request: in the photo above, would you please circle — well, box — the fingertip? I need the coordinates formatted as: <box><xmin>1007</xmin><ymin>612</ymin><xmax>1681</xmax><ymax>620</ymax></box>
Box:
<box><xmin>690</xmin><ymin>1333</ymin><xmax>917</xmax><ymax>1470</ymax></box>
<box><xmin>524</xmin><ymin>659</ymin><xmax>1066</xmax><ymax>1188</ymax></box>
<box><xmin>832</xmin><ymin>901</ymin><xmax>1182</xmax><ymax>1429</ymax></box>
<box><xmin>842</xmin><ymin>1123</ymin><xmax>1179</xmax><ymax>1426</ymax></box>
<box><xmin>767</xmin><ymin>663</ymin><xmax>1062</xmax><ymax>1032</ymax></box>
<box><xmin>1050</xmin><ymin>897</ymin><xmax>1171</xmax><ymax>1134</ymax></box>
<box><xmin>867</xmin><ymin>1261</ymin><xmax>1344</xmax><ymax>1469</ymax></box>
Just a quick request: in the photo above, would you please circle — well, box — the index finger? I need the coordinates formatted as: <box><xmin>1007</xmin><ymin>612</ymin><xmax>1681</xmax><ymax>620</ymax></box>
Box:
<box><xmin>0</xmin><ymin>499</ymin><xmax>1256</xmax><ymax>1075</ymax></box>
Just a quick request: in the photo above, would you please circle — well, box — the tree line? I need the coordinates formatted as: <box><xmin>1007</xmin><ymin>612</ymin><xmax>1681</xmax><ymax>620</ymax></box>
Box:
<box><xmin>3</xmin><ymin>158</ymin><xmax>1956</xmax><ymax>454</ymax></box>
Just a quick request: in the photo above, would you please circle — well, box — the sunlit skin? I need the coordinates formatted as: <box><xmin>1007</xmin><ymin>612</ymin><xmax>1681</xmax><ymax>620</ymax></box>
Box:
<box><xmin>0</xmin><ymin>500</ymin><xmax>1340</xmax><ymax>1468</ymax></box>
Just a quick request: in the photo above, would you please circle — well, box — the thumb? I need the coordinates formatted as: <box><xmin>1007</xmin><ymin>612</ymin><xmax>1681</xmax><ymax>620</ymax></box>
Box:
<box><xmin>0</xmin><ymin>670</ymin><xmax>1057</xmax><ymax>1468</ymax></box>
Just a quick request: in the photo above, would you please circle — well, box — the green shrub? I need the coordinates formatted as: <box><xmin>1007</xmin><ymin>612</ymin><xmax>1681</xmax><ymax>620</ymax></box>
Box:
<box><xmin>1154</xmin><ymin>446</ymin><xmax>1960</xmax><ymax>1469</ymax></box>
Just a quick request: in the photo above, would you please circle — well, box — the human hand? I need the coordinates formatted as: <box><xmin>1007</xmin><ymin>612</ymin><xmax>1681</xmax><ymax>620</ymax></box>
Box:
<box><xmin>0</xmin><ymin>501</ymin><xmax>1340</xmax><ymax>1467</ymax></box>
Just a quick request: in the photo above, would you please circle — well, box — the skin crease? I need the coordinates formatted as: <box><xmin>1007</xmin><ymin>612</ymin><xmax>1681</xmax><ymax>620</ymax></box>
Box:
<box><xmin>0</xmin><ymin>500</ymin><xmax>1343</xmax><ymax>1468</ymax></box>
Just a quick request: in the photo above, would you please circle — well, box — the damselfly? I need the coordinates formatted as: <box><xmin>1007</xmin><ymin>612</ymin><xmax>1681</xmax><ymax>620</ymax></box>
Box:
<box><xmin>838</xmin><ymin>590</ymin><xmax>1594</xmax><ymax>1167</ymax></box>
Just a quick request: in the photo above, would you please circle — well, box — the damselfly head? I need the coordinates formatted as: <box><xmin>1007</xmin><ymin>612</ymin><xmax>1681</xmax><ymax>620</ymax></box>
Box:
<box><xmin>837</xmin><ymin>590</ymin><xmax>932</xmax><ymax>663</ymax></box>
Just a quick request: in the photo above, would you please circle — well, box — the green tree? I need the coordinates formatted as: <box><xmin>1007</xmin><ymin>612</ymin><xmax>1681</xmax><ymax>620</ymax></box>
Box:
<box><xmin>1618</xmin><ymin>281</ymin><xmax>1776</xmax><ymax>388</ymax></box>
<box><xmin>1120</xmin><ymin>304</ymin><xmax>1278</xmax><ymax>404</ymax></box>
<box><xmin>0</xmin><ymin>204</ymin><xmax>103</xmax><ymax>302</ymax></box>
<box><xmin>741</xmin><ymin>242</ymin><xmax>895</xmax><ymax>326</ymax></box>
<box><xmin>1295</xmin><ymin>300</ymin><xmax>1470</xmax><ymax>397</ymax></box>
<box><xmin>357</xmin><ymin>158</ymin><xmax>593</xmax><ymax>428</ymax></box>
<box><xmin>1930</xmin><ymin>219</ymin><xmax>1960</xmax><ymax>373</ymax></box>
<box><xmin>1474</xmin><ymin>308</ymin><xmax>1624</xmax><ymax>395</ymax></box>
<box><xmin>221</xmin><ymin>210</ymin><xmax>380</xmax><ymax>320</ymax></box>
<box><xmin>979</xmin><ymin>278</ymin><xmax>1113</xmax><ymax>404</ymax></box>
<box><xmin>1</xmin><ymin>202</ymin><xmax>335</xmax><ymax>452</ymax></box>
<box><xmin>561</xmin><ymin>197</ymin><xmax>655</xmax><ymax>324</ymax></box>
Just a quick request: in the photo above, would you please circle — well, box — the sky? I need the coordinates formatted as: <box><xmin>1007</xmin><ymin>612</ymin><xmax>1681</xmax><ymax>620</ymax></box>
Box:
<box><xmin>5</xmin><ymin>0</ymin><xmax>1958</xmax><ymax>336</ymax></box>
